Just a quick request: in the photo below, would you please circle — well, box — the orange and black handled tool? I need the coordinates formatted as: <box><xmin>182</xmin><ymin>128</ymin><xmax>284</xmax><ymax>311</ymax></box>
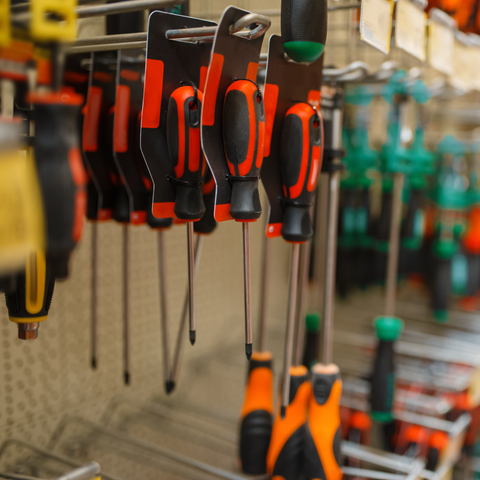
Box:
<box><xmin>280</xmin><ymin>102</ymin><xmax>323</xmax><ymax>243</ymax></box>
<box><xmin>194</xmin><ymin>168</ymin><xmax>217</xmax><ymax>235</ymax></box>
<box><xmin>304</xmin><ymin>363</ymin><xmax>343</xmax><ymax>480</ymax></box>
<box><xmin>239</xmin><ymin>351</ymin><xmax>274</xmax><ymax>475</ymax></box>
<box><xmin>167</xmin><ymin>83</ymin><xmax>205</xmax><ymax>346</ymax></box>
<box><xmin>223</xmin><ymin>78</ymin><xmax>265</xmax><ymax>359</ymax></box>
<box><xmin>5</xmin><ymin>250</ymin><xmax>55</xmax><ymax>340</ymax></box>
<box><xmin>281</xmin><ymin>0</ymin><xmax>328</xmax><ymax>63</ymax></box>
<box><xmin>347</xmin><ymin>410</ymin><xmax>372</xmax><ymax>446</ymax></box>
<box><xmin>167</xmin><ymin>84</ymin><xmax>206</xmax><ymax>222</ymax></box>
<box><xmin>223</xmin><ymin>79</ymin><xmax>265</xmax><ymax>221</ymax></box>
<box><xmin>426</xmin><ymin>431</ymin><xmax>449</xmax><ymax>471</ymax></box>
<box><xmin>267</xmin><ymin>365</ymin><xmax>311</xmax><ymax>480</ymax></box>
<box><xmin>400</xmin><ymin>424</ymin><xmax>428</xmax><ymax>459</ymax></box>
<box><xmin>30</xmin><ymin>91</ymin><xmax>88</xmax><ymax>280</ymax></box>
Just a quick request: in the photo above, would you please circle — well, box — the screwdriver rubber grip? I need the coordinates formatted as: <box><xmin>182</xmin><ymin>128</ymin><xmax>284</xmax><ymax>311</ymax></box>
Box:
<box><xmin>347</xmin><ymin>411</ymin><xmax>372</xmax><ymax>446</ymax></box>
<box><xmin>401</xmin><ymin>189</ymin><xmax>423</xmax><ymax>245</ymax></box>
<box><xmin>402</xmin><ymin>425</ymin><xmax>428</xmax><ymax>458</ymax></box>
<box><xmin>239</xmin><ymin>351</ymin><xmax>274</xmax><ymax>475</ymax></box>
<box><xmin>280</xmin><ymin>103</ymin><xmax>323</xmax><ymax>243</ymax></box>
<box><xmin>426</xmin><ymin>431</ymin><xmax>448</xmax><ymax>471</ymax></box>
<box><xmin>146</xmin><ymin>192</ymin><xmax>173</xmax><ymax>230</ymax></box>
<box><xmin>431</xmin><ymin>258</ymin><xmax>451</xmax><ymax>324</ymax></box>
<box><xmin>31</xmin><ymin>92</ymin><xmax>88</xmax><ymax>279</ymax></box>
<box><xmin>267</xmin><ymin>365</ymin><xmax>310</xmax><ymax>480</ymax></box>
<box><xmin>370</xmin><ymin>316</ymin><xmax>403</xmax><ymax>423</ymax></box>
<box><xmin>194</xmin><ymin>170</ymin><xmax>217</xmax><ymax>235</ymax></box>
<box><xmin>223</xmin><ymin>80</ymin><xmax>265</xmax><ymax>221</ymax></box>
<box><xmin>304</xmin><ymin>363</ymin><xmax>343</xmax><ymax>480</ymax></box>
<box><xmin>167</xmin><ymin>86</ymin><xmax>206</xmax><ymax>221</ymax></box>
<box><xmin>281</xmin><ymin>0</ymin><xmax>328</xmax><ymax>63</ymax></box>
<box><xmin>302</xmin><ymin>312</ymin><xmax>320</xmax><ymax>369</ymax></box>
<box><xmin>5</xmin><ymin>251</ymin><xmax>55</xmax><ymax>326</ymax></box>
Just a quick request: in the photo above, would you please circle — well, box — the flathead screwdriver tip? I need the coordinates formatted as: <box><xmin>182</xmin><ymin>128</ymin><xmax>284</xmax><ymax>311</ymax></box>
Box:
<box><xmin>165</xmin><ymin>380</ymin><xmax>175</xmax><ymax>394</ymax></box>
<box><xmin>280</xmin><ymin>405</ymin><xmax>286</xmax><ymax>420</ymax></box>
<box><xmin>91</xmin><ymin>358</ymin><xmax>97</xmax><ymax>370</ymax></box>
<box><xmin>245</xmin><ymin>343</ymin><xmax>252</xmax><ymax>361</ymax></box>
<box><xmin>190</xmin><ymin>330</ymin><xmax>196</xmax><ymax>345</ymax></box>
<box><xmin>124</xmin><ymin>372</ymin><xmax>130</xmax><ymax>385</ymax></box>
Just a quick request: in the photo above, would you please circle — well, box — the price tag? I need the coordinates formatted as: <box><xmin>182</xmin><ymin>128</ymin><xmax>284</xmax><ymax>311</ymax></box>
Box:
<box><xmin>428</xmin><ymin>21</ymin><xmax>454</xmax><ymax>75</ymax></box>
<box><xmin>395</xmin><ymin>0</ymin><xmax>427</xmax><ymax>61</ymax></box>
<box><xmin>451</xmin><ymin>36</ymin><xmax>473</xmax><ymax>91</ymax></box>
<box><xmin>360</xmin><ymin>0</ymin><xmax>394</xmax><ymax>54</ymax></box>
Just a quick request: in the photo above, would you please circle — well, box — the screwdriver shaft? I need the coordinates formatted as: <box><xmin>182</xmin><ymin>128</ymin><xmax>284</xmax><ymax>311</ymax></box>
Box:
<box><xmin>385</xmin><ymin>172</ymin><xmax>404</xmax><ymax>317</ymax></box>
<box><xmin>281</xmin><ymin>243</ymin><xmax>301</xmax><ymax>418</ymax></box>
<box><xmin>243</xmin><ymin>223</ymin><xmax>253</xmax><ymax>360</ymax></box>
<box><xmin>187</xmin><ymin>222</ymin><xmax>196</xmax><ymax>345</ymax></box>
<box><xmin>294</xmin><ymin>240</ymin><xmax>311</xmax><ymax>366</ymax></box>
<box><xmin>123</xmin><ymin>225</ymin><xmax>130</xmax><ymax>385</ymax></box>
<box><xmin>90</xmin><ymin>222</ymin><xmax>98</xmax><ymax>369</ymax></box>
<box><xmin>157</xmin><ymin>230</ymin><xmax>170</xmax><ymax>391</ymax></box>
<box><xmin>258</xmin><ymin>233</ymin><xmax>270</xmax><ymax>353</ymax></box>
<box><xmin>170</xmin><ymin>235</ymin><xmax>204</xmax><ymax>388</ymax></box>
<box><xmin>322</xmin><ymin>170</ymin><xmax>340</xmax><ymax>366</ymax></box>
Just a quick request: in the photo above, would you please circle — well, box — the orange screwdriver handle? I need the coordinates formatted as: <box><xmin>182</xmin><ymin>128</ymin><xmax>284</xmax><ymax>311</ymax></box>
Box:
<box><xmin>166</xmin><ymin>85</ymin><xmax>206</xmax><ymax>221</ymax></box>
<box><xmin>426</xmin><ymin>431</ymin><xmax>449</xmax><ymax>471</ymax></box>
<box><xmin>239</xmin><ymin>352</ymin><xmax>274</xmax><ymax>475</ymax></box>
<box><xmin>223</xmin><ymin>79</ymin><xmax>265</xmax><ymax>221</ymax></box>
<box><xmin>305</xmin><ymin>364</ymin><xmax>343</xmax><ymax>480</ymax></box>
<box><xmin>280</xmin><ymin>103</ymin><xmax>323</xmax><ymax>243</ymax></box>
<box><xmin>267</xmin><ymin>365</ymin><xmax>310</xmax><ymax>480</ymax></box>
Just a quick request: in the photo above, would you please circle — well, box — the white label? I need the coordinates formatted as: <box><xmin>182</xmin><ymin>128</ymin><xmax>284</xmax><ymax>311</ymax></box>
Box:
<box><xmin>428</xmin><ymin>21</ymin><xmax>454</xmax><ymax>75</ymax></box>
<box><xmin>395</xmin><ymin>0</ymin><xmax>427</xmax><ymax>61</ymax></box>
<box><xmin>451</xmin><ymin>40</ymin><xmax>473</xmax><ymax>91</ymax></box>
<box><xmin>360</xmin><ymin>0</ymin><xmax>394</xmax><ymax>54</ymax></box>
<box><xmin>472</xmin><ymin>47</ymin><xmax>480</xmax><ymax>91</ymax></box>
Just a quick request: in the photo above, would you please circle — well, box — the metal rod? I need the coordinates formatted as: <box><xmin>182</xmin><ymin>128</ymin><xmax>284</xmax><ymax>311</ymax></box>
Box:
<box><xmin>321</xmin><ymin>105</ymin><xmax>343</xmax><ymax>366</ymax></box>
<box><xmin>187</xmin><ymin>222</ymin><xmax>196</xmax><ymax>346</ymax></box>
<box><xmin>90</xmin><ymin>222</ymin><xmax>98</xmax><ymax>370</ymax></box>
<box><xmin>258</xmin><ymin>234</ymin><xmax>270</xmax><ymax>352</ymax></box>
<box><xmin>123</xmin><ymin>225</ymin><xmax>130</xmax><ymax>385</ymax></box>
<box><xmin>55</xmin><ymin>463</ymin><xmax>101</xmax><ymax>480</ymax></box>
<box><xmin>281</xmin><ymin>243</ymin><xmax>301</xmax><ymax>419</ymax></box>
<box><xmin>73</xmin><ymin>32</ymin><xmax>147</xmax><ymax>47</ymax></box>
<box><xmin>157</xmin><ymin>230</ymin><xmax>170</xmax><ymax>392</ymax></box>
<box><xmin>293</xmin><ymin>241</ymin><xmax>312</xmax><ymax>366</ymax></box>
<box><xmin>385</xmin><ymin>172</ymin><xmax>405</xmax><ymax>317</ymax></box>
<box><xmin>243</xmin><ymin>223</ymin><xmax>253</xmax><ymax>360</ymax></box>
<box><xmin>341</xmin><ymin>468</ymin><xmax>405</xmax><ymax>480</ymax></box>
<box><xmin>65</xmin><ymin>41</ymin><xmax>147</xmax><ymax>54</ymax></box>
<box><xmin>170</xmin><ymin>235</ymin><xmax>204</xmax><ymax>389</ymax></box>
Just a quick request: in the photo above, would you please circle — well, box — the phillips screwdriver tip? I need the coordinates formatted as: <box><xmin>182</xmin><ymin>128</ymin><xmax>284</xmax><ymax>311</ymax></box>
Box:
<box><xmin>280</xmin><ymin>406</ymin><xmax>286</xmax><ymax>420</ymax></box>
<box><xmin>165</xmin><ymin>381</ymin><xmax>175</xmax><ymax>394</ymax></box>
<box><xmin>91</xmin><ymin>358</ymin><xmax>97</xmax><ymax>370</ymax></box>
<box><xmin>124</xmin><ymin>372</ymin><xmax>130</xmax><ymax>385</ymax></box>
<box><xmin>189</xmin><ymin>330</ymin><xmax>196</xmax><ymax>345</ymax></box>
<box><xmin>245</xmin><ymin>343</ymin><xmax>252</xmax><ymax>361</ymax></box>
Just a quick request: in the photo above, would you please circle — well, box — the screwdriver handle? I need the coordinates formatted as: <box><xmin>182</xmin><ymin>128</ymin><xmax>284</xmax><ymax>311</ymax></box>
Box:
<box><xmin>267</xmin><ymin>365</ymin><xmax>310</xmax><ymax>480</ymax></box>
<box><xmin>281</xmin><ymin>0</ymin><xmax>328</xmax><ymax>63</ymax></box>
<box><xmin>426</xmin><ymin>431</ymin><xmax>449</xmax><ymax>471</ymax></box>
<box><xmin>304</xmin><ymin>363</ymin><xmax>343</xmax><ymax>480</ymax></box>
<box><xmin>280</xmin><ymin>103</ymin><xmax>323</xmax><ymax>243</ymax></box>
<box><xmin>31</xmin><ymin>92</ymin><xmax>87</xmax><ymax>279</ymax></box>
<box><xmin>194</xmin><ymin>169</ymin><xmax>217</xmax><ymax>235</ymax></box>
<box><xmin>146</xmin><ymin>191</ymin><xmax>173</xmax><ymax>230</ymax></box>
<box><xmin>5</xmin><ymin>250</ymin><xmax>55</xmax><ymax>338</ymax></box>
<box><xmin>370</xmin><ymin>316</ymin><xmax>403</xmax><ymax>423</ymax></box>
<box><xmin>401</xmin><ymin>425</ymin><xmax>428</xmax><ymax>458</ymax></box>
<box><xmin>223</xmin><ymin>79</ymin><xmax>265</xmax><ymax>221</ymax></box>
<box><xmin>401</xmin><ymin>188</ymin><xmax>423</xmax><ymax>244</ymax></box>
<box><xmin>167</xmin><ymin>85</ymin><xmax>206</xmax><ymax>221</ymax></box>
<box><xmin>239</xmin><ymin>352</ymin><xmax>274</xmax><ymax>475</ymax></box>
<box><xmin>347</xmin><ymin>411</ymin><xmax>372</xmax><ymax>446</ymax></box>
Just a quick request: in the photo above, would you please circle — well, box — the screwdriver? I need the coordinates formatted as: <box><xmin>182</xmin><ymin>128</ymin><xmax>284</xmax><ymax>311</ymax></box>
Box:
<box><xmin>279</xmin><ymin>102</ymin><xmax>323</xmax><ymax>418</ymax></box>
<box><xmin>281</xmin><ymin>0</ymin><xmax>328</xmax><ymax>63</ymax></box>
<box><xmin>167</xmin><ymin>83</ymin><xmax>205</xmax><ymax>346</ymax></box>
<box><xmin>239</xmin><ymin>233</ymin><xmax>273</xmax><ymax>475</ymax></box>
<box><xmin>426</xmin><ymin>431</ymin><xmax>449</xmax><ymax>471</ymax></box>
<box><xmin>222</xmin><ymin>79</ymin><xmax>265</xmax><ymax>360</ymax></box>
<box><xmin>169</xmin><ymin>169</ymin><xmax>217</xmax><ymax>392</ymax></box>
<box><xmin>304</xmin><ymin>93</ymin><xmax>342</xmax><ymax>480</ymax></box>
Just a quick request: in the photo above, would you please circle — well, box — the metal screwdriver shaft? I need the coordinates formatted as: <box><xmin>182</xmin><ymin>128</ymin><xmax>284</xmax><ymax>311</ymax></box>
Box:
<box><xmin>170</xmin><ymin>235</ymin><xmax>204</xmax><ymax>390</ymax></box>
<box><xmin>91</xmin><ymin>223</ymin><xmax>98</xmax><ymax>369</ymax></box>
<box><xmin>258</xmin><ymin>233</ymin><xmax>270</xmax><ymax>352</ymax></box>
<box><xmin>281</xmin><ymin>243</ymin><xmax>300</xmax><ymax>419</ymax></box>
<box><xmin>187</xmin><ymin>222</ymin><xmax>196</xmax><ymax>345</ymax></box>
<box><xmin>243</xmin><ymin>223</ymin><xmax>253</xmax><ymax>360</ymax></box>
<box><xmin>157</xmin><ymin>230</ymin><xmax>171</xmax><ymax>392</ymax></box>
<box><xmin>123</xmin><ymin>225</ymin><xmax>130</xmax><ymax>385</ymax></box>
